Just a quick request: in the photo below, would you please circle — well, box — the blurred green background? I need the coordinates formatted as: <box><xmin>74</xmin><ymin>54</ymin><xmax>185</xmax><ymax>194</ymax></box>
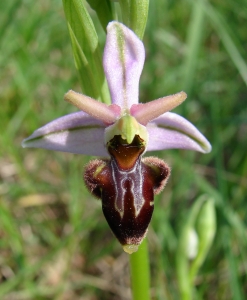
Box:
<box><xmin>0</xmin><ymin>0</ymin><xmax>247</xmax><ymax>299</ymax></box>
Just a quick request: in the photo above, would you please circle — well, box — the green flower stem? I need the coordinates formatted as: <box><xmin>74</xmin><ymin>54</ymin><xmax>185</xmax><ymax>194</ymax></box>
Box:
<box><xmin>129</xmin><ymin>238</ymin><xmax>151</xmax><ymax>300</ymax></box>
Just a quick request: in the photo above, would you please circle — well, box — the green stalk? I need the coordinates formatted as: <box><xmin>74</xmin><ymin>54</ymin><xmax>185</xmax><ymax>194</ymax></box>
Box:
<box><xmin>129</xmin><ymin>238</ymin><xmax>151</xmax><ymax>300</ymax></box>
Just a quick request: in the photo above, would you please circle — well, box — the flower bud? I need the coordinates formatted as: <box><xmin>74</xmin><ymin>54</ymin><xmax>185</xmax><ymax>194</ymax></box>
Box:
<box><xmin>187</xmin><ymin>198</ymin><xmax>216</xmax><ymax>284</ymax></box>
<box><xmin>186</xmin><ymin>228</ymin><xmax>198</xmax><ymax>260</ymax></box>
<box><xmin>195</xmin><ymin>198</ymin><xmax>216</xmax><ymax>261</ymax></box>
<box><xmin>176</xmin><ymin>195</ymin><xmax>216</xmax><ymax>297</ymax></box>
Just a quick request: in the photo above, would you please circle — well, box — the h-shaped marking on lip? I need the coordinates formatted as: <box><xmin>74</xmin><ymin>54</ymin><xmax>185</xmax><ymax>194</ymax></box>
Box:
<box><xmin>111</xmin><ymin>159</ymin><xmax>144</xmax><ymax>218</ymax></box>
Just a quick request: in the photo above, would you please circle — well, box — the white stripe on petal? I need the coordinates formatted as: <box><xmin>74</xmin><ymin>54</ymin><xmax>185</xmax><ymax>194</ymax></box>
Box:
<box><xmin>22</xmin><ymin>112</ymin><xmax>108</xmax><ymax>156</ymax></box>
<box><xmin>147</xmin><ymin>112</ymin><xmax>211</xmax><ymax>153</ymax></box>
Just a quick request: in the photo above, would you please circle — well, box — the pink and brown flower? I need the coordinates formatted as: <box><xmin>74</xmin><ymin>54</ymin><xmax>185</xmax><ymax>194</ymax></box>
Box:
<box><xmin>22</xmin><ymin>22</ymin><xmax>211</xmax><ymax>253</ymax></box>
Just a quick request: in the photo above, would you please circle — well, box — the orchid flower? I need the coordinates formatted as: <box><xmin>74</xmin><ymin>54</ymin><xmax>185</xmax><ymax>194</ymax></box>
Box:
<box><xmin>22</xmin><ymin>22</ymin><xmax>211</xmax><ymax>254</ymax></box>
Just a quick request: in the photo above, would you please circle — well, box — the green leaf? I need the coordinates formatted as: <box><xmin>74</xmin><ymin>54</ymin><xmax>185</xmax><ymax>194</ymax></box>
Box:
<box><xmin>62</xmin><ymin>0</ymin><xmax>110</xmax><ymax>103</ymax></box>
<box><xmin>86</xmin><ymin>0</ymin><xmax>114</xmax><ymax>31</ymax></box>
<box><xmin>130</xmin><ymin>0</ymin><xmax>149</xmax><ymax>39</ymax></box>
<box><xmin>119</xmin><ymin>0</ymin><xmax>130</xmax><ymax>26</ymax></box>
<box><xmin>119</xmin><ymin>0</ymin><xmax>149</xmax><ymax>39</ymax></box>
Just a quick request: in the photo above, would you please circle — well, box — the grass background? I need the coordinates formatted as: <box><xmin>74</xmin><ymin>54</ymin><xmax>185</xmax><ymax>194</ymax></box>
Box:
<box><xmin>1</xmin><ymin>0</ymin><xmax>247</xmax><ymax>299</ymax></box>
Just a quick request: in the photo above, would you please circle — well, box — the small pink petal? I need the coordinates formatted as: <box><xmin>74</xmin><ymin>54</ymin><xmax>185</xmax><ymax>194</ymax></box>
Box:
<box><xmin>64</xmin><ymin>90</ymin><xmax>120</xmax><ymax>125</ymax></box>
<box><xmin>109</xmin><ymin>104</ymin><xmax>122</xmax><ymax>116</ymax></box>
<box><xmin>130</xmin><ymin>91</ymin><xmax>187</xmax><ymax>125</ymax></box>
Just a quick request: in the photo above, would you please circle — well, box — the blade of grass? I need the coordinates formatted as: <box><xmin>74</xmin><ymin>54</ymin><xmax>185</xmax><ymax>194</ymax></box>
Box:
<box><xmin>204</xmin><ymin>1</ymin><xmax>247</xmax><ymax>86</ymax></box>
<box><xmin>0</xmin><ymin>228</ymin><xmax>74</xmax><ymax>297</ymax></box>
<box><xmin>0</xmin><ymin>200</ymin><xmax>25</xmax><ymax>267</ymax></box>
<box><xmin>224</xmin><ymin>228</ymin><xmax>244</xmax><ymax>300</ymax></box>
<box><xmin>182</xmin><ymin>0</ymin><xmax>205</xmax><ymax>97</ymax></box>
<box><xmin>0</xmin><ymin>0</ymin><xmax>22</xmax><ymax>42</ymax></box>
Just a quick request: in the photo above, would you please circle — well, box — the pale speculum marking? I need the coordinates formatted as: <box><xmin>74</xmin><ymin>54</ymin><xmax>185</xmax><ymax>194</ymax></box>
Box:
<box><xmin>111</xmin><ymin>158</ymin><xmax>144</xmax><ymax>218</ymax></box>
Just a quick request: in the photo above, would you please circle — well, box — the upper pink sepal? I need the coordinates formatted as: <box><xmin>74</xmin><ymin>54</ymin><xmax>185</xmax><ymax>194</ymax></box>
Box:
<box><xmin>103</xmin><ymin>22</ymin><xmax>145</xmax><ymax>110</ymax></box>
